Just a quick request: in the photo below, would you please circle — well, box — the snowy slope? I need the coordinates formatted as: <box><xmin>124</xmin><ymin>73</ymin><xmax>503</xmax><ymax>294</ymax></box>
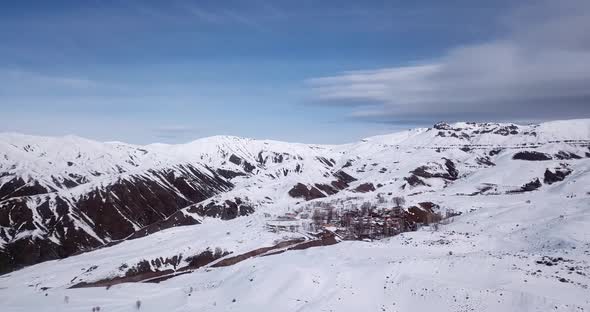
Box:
<box><xmin>0</xmin><ymin>119</ymin><xmax>589</xmax><ymax>277</ymax></box>
<box><xmin>0</xmin><ymin>142</ymin><xmax>588</xmax><ymax>311</ymax></box>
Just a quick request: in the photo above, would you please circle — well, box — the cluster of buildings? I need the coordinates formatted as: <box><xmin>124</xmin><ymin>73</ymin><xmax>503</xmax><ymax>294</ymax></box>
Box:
<box><xmin>323</xmin><ymin>206</ymin><xmax>417</xmax><ymax>240</ymax></box>
<box><xmin>267</xmin><ymin>202</ymin><xmax>446</xmax><ymax>241</ymax></box>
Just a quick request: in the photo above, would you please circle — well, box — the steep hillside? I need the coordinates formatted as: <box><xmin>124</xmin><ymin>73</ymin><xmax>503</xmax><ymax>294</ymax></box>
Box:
<box><xmin>0</xmin><ymin>127</ymin><xmax>589</xmax><ymax>311</ymax></box>
<box><xmin>0</xmin><ymin>119</ymin><xmax>589</xmax><ymax>274</ymax></box>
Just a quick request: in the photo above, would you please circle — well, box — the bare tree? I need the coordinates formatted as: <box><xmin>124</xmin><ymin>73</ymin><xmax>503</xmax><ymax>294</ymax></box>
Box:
<box><xmin>312</xmin><ymin>209</ymin><xmax>324</xmax><ymax>229</ymax></box>
<box><xmin>431</xmin><ymin>221</ymin><xmax>440</xmax><ymax>231</ymax></box>
<box><xmin>332</xmin><ymin>209</ymin><xmax>340</xmax><ymax>224</ymax></box>
<box><xmin>425</xmin><ymin>212</ymin><xmax>443</xmax><ymax>226</ymax></box>
<box><xmin>392</xmin><ymin>196</ymin><xmax>406</xmax><ymax>208</ymax></box>
<box><xmin>214</xmin><ymin>247</ymin><xmax>224</xmax><ymax>258</ymax></box>
<box><xmin>326</xmin><ymin>206</ymin><xmax>334</xmax><ymax>224</ymax></box>
<box><xmin>342</xmin><ymin>213</ymin><xmax>352</xmax><ymax>229</ymax></box>
<box><xmin>360</xmin><ymin>202</ymin><xmax>372</xmax><ymax>216</ymax></box>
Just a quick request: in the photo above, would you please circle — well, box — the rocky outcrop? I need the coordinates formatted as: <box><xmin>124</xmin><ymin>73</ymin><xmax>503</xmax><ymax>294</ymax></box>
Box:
<box><xmin>187</xmin><ymin>197</ymin><xmax>254</xmax><ymax>220</ymax></box>
<box><xmin>508</xmin><ymin>178</ymin><xmax>542</xmax><ymax>193</ymax></box>
<box><xmin>513</xmin><ymin>151</ymin><xmax>552</xmax><ymax>161</ymax></box>
<box><xmin>433</xmin><ymin>122</ymin><xmax>523</xmax><ymax>139</ymax></box>
<box><xmin>404</xmin><ymin>175</ymin><xmax>428</xmax><ymax>187</ymax></box>
<box><xmin>229</xmin><ymin>154</ymin><xmax>256</xmax><ymax>173</ymax></box>
<box><xmin>216</xmin><ymin>168</ymin><xmax>246</xmax><ymax>180</ymax></box>
<box><xmin>543</xmin><ymin>168</ymin><xmax>572</xmax><ymax>185</ymax></box>
<box><xmin>406</xmin><ymin>202</ymin><xmax>442</xmax><ymax>225</ymax></box>
<box><xmin>475</xmin><ymin>156</ymin><xmax>495</xmax><ymax>166</ymax></box>
<box><xmin>70</xmin><ymin>248</ymin><xmax>231</xmax><ymax>288</ymax></box>
<box><xmin>126</xmin><ymin>210</ymin><xmax>201</xmax><ymax>240</ymax></box>
<box><xmin>0</xmin><ymin>177</ymin><xmax>50</xmax><ymax>200</ymax></box>
<box><xmin>333</xmin><ymin>170</ymin><xmax>357</xmax><ymax>184</ymax></box>
<box><xmin>354</xmin><ymin>183</ymin><xmax>376</xmax><ymax>193</ymax></box>
<box><xmin>288</xmin><ymin>183</ymin><xmax>326</xmax><ymax>201</ymax></box>
<box><xmin>404</xmin><ymin>158</ymin><xmax>458</xmax><ymax>188</ymax></box>
<box><xmin>0</xmin><ymin>165</ymin><xmax>233</xmax><ymax>274</ymax></box>
<box><xmin>410</xmin><ymin>159</ymin><xmax>458</xmax><ymax>181</ymax></box>
<box><xmin>554</xmin><ymin>151</ymin><xmax>582</xmax><ymax>160</ymax></box>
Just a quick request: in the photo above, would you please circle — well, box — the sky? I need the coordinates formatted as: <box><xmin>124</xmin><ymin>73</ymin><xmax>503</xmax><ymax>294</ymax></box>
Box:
<box><xmin>0</xmin><ymin>0</ymin><xmax>589</xmax><ymax>144</ymax></box>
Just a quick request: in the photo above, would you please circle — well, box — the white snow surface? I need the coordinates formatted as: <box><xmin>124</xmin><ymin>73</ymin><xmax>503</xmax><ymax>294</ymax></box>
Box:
<box><xmin>0</xmin><ymin>119</ymin><xmax>589</xmax><ymax>311</ymax></box>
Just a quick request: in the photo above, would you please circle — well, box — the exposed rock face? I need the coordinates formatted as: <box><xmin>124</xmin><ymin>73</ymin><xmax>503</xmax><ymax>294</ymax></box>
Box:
<box><xmin>554</xmin><ymin>151</ymin><xmax>582</xmax><ymax>160</ymax></box>
<box><xmin>406</xmin><ymin>202</ymin><xmax>442</xmax><ymax>225</ymax></box>
<box><xmin>216</xmin><ymin>168</ymin><xmax>246</xmax><ymax>180</ymax></box>
<box><xmin>0</xmin><ymin>165</ymin><xmax>233</xmax><ymax>274</ymax></box>
<box><xmin>187</xmin><ymin>197</ymin><xmax>254</xmax><ymax>220</ymax></box>
<box><xmin>0</xmin><ymin>177</ymin><xmax>50</xmax><ymax>200</ymax></box>
<box><xmin>521</xmin><ymin>179</ymin><xmax>542</xmax><ymax>192</ymax></box>
<box><xmin>443</xmin><ymin>159</ymin><xmax>459</xmax><ymax>179</ymax></box>
<box><xmin>433</xmin><ymin>122</ymin><xmax>525</xmax><ymax>139</ymax></box>
<box><xmin>508</xmin><ymin>178</ymin><xmax>542</xmax><ymax>193</ymax></box>
<box><xmin>303</xmin><ymin>170</ymin><xmax>360</xmax><ymax>197</ymax></box>
<box><xmin>126</xmin><ymin>210</ymin><xmax>201</xmax><ymax>240</ymax></box>
<box><xmin>333</xmin><ymin>170</ymin><xmax>357</xmax><ymax>184</ymax></box>
<box><xmin>70</xmin><ymin>248</ymin><xmax>231</xmax><ymax>288</ymax></box>
<box><xmin>229</xmin><ymin>154</ymin><xmax>256</xmax><ymax>173</ymax></box>
<box><xmin>287</xmin><ymin>169</ymin><xmax>361</xmax><ymax>200</ymax></box>
<box><xmin>513</xmin><ymin>151</ymin><xmax>553</xmax><ymax>161</ymax></box>
<box><xmin>544</xmin><ymin>168</ymin><xmax>572</xmax><ymax>185</ymax></box>
<box><xmin>410</xmin><ymin>159</ymin><xmax>458</xmax><ymax>181</ymax></box>
<box><xmin>288</xmin><ymin>183</ymin><xmax>326</xmax><ymax>201</ymax></box>
<box><xmin>354</xmin><ymin>183</ymin><xmax>376</xmax><ymax>193</ymax></box>
<box><xmin>185</xmin><ymin>248</ymin><xmax>230</xmax><ymax>268</ymax></box>
<box><xmin>404</xmin><ymin>174</ymin><xmax>429</xmax><ymax>187</ymax></box>
<box><xmin>315</xmin><ymin>183</ymin><xmax>339</xmax><ymax>196</ymax></box>
<box><xmin>489</xmin><ymin>149</ymin><xmax>503</xmax><ymax>156</ymax></box>
<box><xmin>475</xmin><ymin>156</ymin><xmax>495</xmax><ymax>166</ymax></box>
<box><xmin>403</xmin><ymin>158</ymin><xmax>459</xmax><ymax>188</ymax></box>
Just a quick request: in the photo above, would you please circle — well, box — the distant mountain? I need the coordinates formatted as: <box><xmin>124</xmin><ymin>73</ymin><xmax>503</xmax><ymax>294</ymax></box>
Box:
<box><xmin>1</xmin><ymin>119</ymin><xmax>589</xmax><ymax>273</ymax></box>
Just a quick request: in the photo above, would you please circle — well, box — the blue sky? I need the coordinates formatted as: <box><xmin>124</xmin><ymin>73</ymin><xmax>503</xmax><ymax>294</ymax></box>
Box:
<box><xmin>1</xmin><ymin>0</ymin><xmax>588</xmax><ymax>144</ymax></box>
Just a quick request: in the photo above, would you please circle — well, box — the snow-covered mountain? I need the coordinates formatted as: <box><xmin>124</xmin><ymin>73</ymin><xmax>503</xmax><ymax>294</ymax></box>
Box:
<box><xmin>0</xmin><ymin>119</ymin><xmax>589</xmax><ymax>311</ymax></box>
<box><xmin>1</xmin><ymin>119</ymin><xmax>589</xmax><ymax>274</ymax></box>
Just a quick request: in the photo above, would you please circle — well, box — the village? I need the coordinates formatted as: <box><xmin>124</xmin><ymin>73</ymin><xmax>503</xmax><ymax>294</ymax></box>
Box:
<box><xmin>265</xmin><ymin>195</ymin><xmax>461</xmax><ymax>241</ymax></box>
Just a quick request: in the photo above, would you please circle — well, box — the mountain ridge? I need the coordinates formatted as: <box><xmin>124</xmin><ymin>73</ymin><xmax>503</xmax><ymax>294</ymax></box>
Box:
<box><xmin>2</xmin><ymin>118</ymin><xmax>590</xmax><ymax>147</ymax></box>
<box><xmin>1</xmin><ymin>118</ymin><xmax>589</xmax><ymax>274</ymax></box>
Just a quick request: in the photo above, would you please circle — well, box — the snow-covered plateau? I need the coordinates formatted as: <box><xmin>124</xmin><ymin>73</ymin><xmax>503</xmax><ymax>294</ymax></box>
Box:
<box><xmin>0</xmin><ymin>119</ymin><xmax>589</xmax><ymax>311</ymax></box>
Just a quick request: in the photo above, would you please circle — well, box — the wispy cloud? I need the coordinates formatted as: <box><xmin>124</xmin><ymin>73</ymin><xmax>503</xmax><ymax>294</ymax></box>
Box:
<box><xmin>0</xmin><ymin>69</ymin><xmax>132</xmax><ymax>97</ymax></box>
<box><xmin>181</xmin><ymin>1</ymin><xmax>284</xmax><ymax>31</ymax></box>
<box><xmin>307</xmin><ymin>0</ymin><xmax>590</xmax><ymax>123</ymax></box>
<box><xmin>0</xmin><ymin>69</ymin><xmax>98</xmax><ymax>89</ymax></box>
<box><xmin>152</xmin><ymin>125</ymin><xmax>200</xmax><ymax>140</ymax></box>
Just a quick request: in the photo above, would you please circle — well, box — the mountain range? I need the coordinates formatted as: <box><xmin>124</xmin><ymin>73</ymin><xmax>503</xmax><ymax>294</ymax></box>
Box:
<box><xmin>1</xmin><ymin>119</ymin><xmax>588</xmax><ymax>273</ymax></box>
<box><xmin>0</xmin><ymin>119</ymin><xmax>589</xmax><ymax>311</ymax></box>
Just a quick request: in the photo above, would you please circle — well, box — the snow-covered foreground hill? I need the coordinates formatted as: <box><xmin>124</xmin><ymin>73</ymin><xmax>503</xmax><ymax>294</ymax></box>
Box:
<box><xmin>1</xmin><ymin>167</ymin><xmax>589</xmax><ymax>311</ymax></box>
<box><xmin>0</xmin><ymin>119</ymin><xmax>589</xmax><ymax>311</ymax></box>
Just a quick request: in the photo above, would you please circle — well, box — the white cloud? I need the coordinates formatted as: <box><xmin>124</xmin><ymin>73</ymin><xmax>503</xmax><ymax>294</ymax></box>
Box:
<box><xmin>0</xmin><ymin>69</ymin><xmax>98</xmax><ymax>90</ymax></box>
<box><xmin>307</xmin><ymin>0</ymin><xmax>590</xmax><ymax>123</ymax></box>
